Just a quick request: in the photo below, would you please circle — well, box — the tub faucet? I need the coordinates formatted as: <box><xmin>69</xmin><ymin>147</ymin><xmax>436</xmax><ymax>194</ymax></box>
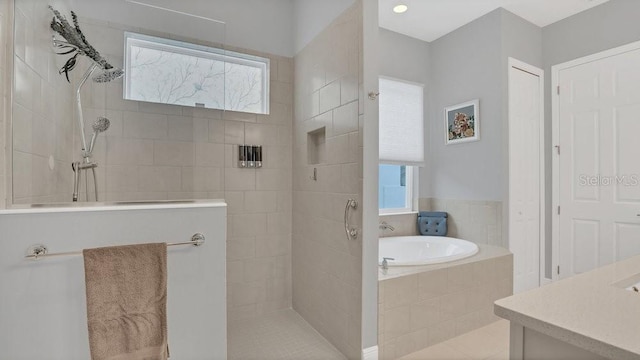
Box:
<box><xmin>381</xmin><ymin>257</ymin><xmax>395</xmax><ymax>270</ymax></box>
<box><xmin>379</xmin><ymin>222</ymin><xmax>395</xmax><ymax>231</ymax></box>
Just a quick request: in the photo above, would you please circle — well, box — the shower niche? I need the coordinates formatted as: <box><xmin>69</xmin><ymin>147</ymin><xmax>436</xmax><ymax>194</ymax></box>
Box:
<box><xmin>11</xmin><ymin>0</ymin><xmax>228</xmax><ymax>205</ymax></box>
<box><xmin>307</xmin><ymin>127</ymin><xmax>326</xmax><ymax>165</ymax></box>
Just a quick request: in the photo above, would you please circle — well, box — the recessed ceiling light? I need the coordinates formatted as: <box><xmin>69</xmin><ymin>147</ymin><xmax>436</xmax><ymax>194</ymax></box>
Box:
<box><xmin>393</xmin><ymin>4</ymin><xmax>408</xmax><ymax>14</ymax></box>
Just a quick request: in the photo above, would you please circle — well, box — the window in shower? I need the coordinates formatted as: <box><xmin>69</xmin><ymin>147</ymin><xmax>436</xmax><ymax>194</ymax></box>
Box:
<box><xmin>124</xmin><ymin>32</ymin><xmax>270</xmax><ymax>114</ymax></box>
<box><xmin>378</xmin><ymin>76</ymin><xmax>424</xmax><ymax>214</ymax></box>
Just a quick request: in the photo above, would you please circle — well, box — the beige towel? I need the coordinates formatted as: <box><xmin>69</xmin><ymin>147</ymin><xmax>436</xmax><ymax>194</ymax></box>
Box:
<box><xmin>83</xmin><ymin>243</ymin><xmax>169</xmax><ymax>360</ymax></box>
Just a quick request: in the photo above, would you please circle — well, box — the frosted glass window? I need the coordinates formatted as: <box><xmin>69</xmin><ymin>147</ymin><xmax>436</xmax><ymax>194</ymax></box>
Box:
<box><xmin>124</xmin><ymin>32</ymin><xmax>269</xmax><ymax>114</ymax></box>
<box><xmin>379</xmin><ymin>77</ymin><xmax>424</xmax><ymax>165</ymax></box>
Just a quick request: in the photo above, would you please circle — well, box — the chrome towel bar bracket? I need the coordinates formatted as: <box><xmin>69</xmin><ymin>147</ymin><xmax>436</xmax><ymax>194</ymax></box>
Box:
<box><xmin>25</xmin><ymin>233</ymin><xmax>205</xmax><ymax>260</ymax></box>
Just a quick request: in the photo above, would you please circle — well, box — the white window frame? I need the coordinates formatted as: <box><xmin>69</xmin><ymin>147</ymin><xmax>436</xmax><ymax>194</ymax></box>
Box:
<box><xmin>379</xmin><ymin>164</ymin><xmax>418</xmax><ymax>215</ymax></box>
<box><xmin>124</xmin><ymin>31</ymin><xmax>270</xmax><ymax>114</ymax></box>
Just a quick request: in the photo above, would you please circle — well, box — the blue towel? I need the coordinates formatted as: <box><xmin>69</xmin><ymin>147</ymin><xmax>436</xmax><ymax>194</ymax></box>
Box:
<box><xmin>417</xmin><ymin>211</ymin><xmax>448</xmax><ymax>236</ymax></box>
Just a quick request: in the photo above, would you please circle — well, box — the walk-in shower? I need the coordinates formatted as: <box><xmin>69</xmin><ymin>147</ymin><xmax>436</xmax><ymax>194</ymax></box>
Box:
<box><xmin>50</xmin><ymin>6</ymin><xmax>124</xmax><ymax>201</ymax></box>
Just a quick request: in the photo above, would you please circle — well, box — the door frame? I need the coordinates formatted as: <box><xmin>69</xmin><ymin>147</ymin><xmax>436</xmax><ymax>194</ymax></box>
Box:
<box><xmin>507</xmin><ymin>57</ymin><xmax>546</xmax><ymax>289</ymax></box>
<box><xmin>551</xmin><ymin>40</ymin><xmax>640</xmax><ymax>281</ymax></box>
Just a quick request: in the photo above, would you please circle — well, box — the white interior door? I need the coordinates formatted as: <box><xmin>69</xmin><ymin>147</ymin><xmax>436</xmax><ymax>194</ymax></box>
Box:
<box><xmin>508</xmin><ymin>59</ymin><xmax>544</xmax><ymax>293</ymax></box>
<box><xmin>556</xmin><ymin>45</ymin><xmax>640</xmax><ymax>279</ymax></box>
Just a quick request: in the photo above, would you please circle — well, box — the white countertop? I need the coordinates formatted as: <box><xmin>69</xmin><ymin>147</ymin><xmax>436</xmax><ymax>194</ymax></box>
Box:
<box><xmin>495</xmin><ymin>255</ymin><xmax>640</xmax><ymax>360</ymax></box>
<box><xmin>0</xmin><ymin>199</ymin><xmax>227</xmax><ymax>215</ymax></box>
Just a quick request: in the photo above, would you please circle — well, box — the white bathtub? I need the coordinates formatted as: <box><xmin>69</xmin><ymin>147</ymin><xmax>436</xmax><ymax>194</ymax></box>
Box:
<box><xmin>379</xmin><ymin>236</ymin><xmax>479</xmax><ymax>266</ymax></box>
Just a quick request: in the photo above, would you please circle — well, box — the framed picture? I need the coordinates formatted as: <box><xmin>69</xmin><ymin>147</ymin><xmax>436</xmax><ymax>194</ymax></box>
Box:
<box><xmin>445</xmin><ymin>99</ymin><xmax>479</xmax><ymax>145</ymax></box>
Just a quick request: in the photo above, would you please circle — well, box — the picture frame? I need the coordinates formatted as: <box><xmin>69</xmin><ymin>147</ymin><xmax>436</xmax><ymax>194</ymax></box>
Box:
<box><xmin>445</xmin><ymin>99</ymin><xmax>480</xmax><ymax>145</ymax></box>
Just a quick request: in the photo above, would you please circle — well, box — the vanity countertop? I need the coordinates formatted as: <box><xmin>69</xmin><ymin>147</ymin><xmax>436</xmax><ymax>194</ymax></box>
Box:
<box><xmin>495</xmin><ymin>254</ymin><xmax>640</xmax><ymax>360</ymax></box>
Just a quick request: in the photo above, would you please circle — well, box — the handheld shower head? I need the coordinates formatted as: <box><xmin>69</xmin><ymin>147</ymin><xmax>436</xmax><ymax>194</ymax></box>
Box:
<box><xmin>92</xmin><ymin>68</ymin><xmax>124</xmax><ymax>83</ymax></box>
<box><xmin>92</xmin><ymin>116</ymin><xmax>111</xmax><ymax>133</ymax></box>
<box><xmin>86</xmin><ymin>117</ymin><xmax>111</xmax><ymax>157</ymax></box>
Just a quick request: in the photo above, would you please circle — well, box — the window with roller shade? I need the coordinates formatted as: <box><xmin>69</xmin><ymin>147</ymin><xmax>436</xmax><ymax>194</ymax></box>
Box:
<box><xmin>379</xmin><ymin>77</ymin><xmax>424</xmax><ymax>213</ymax></box>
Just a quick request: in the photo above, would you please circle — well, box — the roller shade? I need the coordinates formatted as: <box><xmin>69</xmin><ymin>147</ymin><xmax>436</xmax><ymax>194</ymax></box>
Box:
<box><xmin>379</xmin><ymin>77</ymin><xmax>425</xmax><ymax>166</ymax></box>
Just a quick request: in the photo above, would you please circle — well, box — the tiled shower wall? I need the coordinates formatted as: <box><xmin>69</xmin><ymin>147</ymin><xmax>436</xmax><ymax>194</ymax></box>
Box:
<box><xmin>80</xmin><ymin>23</ymin><xmax>294</xmax><ymax>320</ymax></box>
<box><xmin>6</xmin><ymin>4</ymin><xmax>293</xmax><ymax>320</ymax></box>
<box><xmin>12</xmin><ymin>0</ymin><xmax>75</xmax><ymax>204</ymax></box>
<box><xmin>420</xmin><ymin>197</ymin><xmax>505</xmax><ymax>248</ymax></box>
<box><xmin>292</xmin><ymin>2</ymin><xmax>363</xmax><ymax>359</ymax></box>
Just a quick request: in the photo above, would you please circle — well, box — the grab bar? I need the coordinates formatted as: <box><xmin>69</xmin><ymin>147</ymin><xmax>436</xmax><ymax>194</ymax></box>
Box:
<box><xmin>344</xmin><ymin>199</ymin><xmax>358</xmax><ymax>241</ymax></box>
<box><xmin>25</xmin><ymin>233</ymin><xmax>205</xmax><ymax>260</ymax></box>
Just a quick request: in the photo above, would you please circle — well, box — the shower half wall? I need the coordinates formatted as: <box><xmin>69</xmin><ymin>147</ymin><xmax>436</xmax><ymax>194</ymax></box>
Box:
<box><xmin>292</xmin><ymin>2</ymin><xmax>364</xmax><ymax>358</ymax></box>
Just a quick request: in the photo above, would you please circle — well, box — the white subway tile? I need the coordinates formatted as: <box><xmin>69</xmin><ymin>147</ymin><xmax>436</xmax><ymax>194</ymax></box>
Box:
<box><xmin>225</xmin><ymin>168</ymin><xmax>256</xmax><ymax>191</ymax></box>
<box><xmin>244</xmin><ymin>258</ymin><xmax>276</xmax><ymax>282</ymax></box>
<box><xmin>105</xmin><ymin>138</ymin><xmax>154</xmax><ymax>165</ymax></box>
<box><xmin>227</xmin><ymin>237</ymin><xmax>256</xmax><ymax>260</ymax></box>
<box><xmin>181</xmin><ymin>167</ymin><xmax>223</xmax><ymax>192</ymax></box>
<box><xmin>153</xmin><ymin>140</ymin><xmax>194</xmax><ymax>166</ymax></box>
<box><xmin>138</xmin><ymin>102</ymin><xmax>183</xmax><ymax>116</ymax></box>
<box><xmin>225</xmin><ymin>121</ymin><xmax>245</xmax><ymax>144</ymax></box>
<box><xmin>319</xmin><ymin>80</ymin><xmax>341</xmax><ymax>114</ymax></box>
<box><xmin>232</xmin><ymin>213</ymin><xmax>268</xmax><ymax>237</ymax></box>
<box><xmin>105</xmin><ymin>165</ymin><xmax>139</xmax><ymax>192</ymax></box>
<box><xmin>167</xmin><ymin>115</ymin><xmax>194</xmax><ymax>141</ymax></box>
<box><xmin>190</xmin><ymin>117</ymin><xmax>209</xmax><ymax>143</ymax></box>
<box><xmin>332</xmin><ymin>101</ymin><xmax>358</xmax><ymax>136</ymax></box>
<box><xmin>12</xmin><ymin>103</ymin><xmax>32</xmax><ymax>153</ymax></box>
<box><xmin>341</xmin><ymin>75</ymin><xmax>358</xmax><ymax>105</ymax></box>
<box><xmin>277</xmin><ymin>58</ymin><xmax>293</xmax><ymax>84</ymax></box>
<box><xmin>255</xmin><ymin>235</ymin><xmax>289</xmax><ymax>257</ymax></box>
<box><xmin>123</xmin><ymin>111</ymin><xmax>168</xmax><ymax>139</ymax></box>
<box><xmin>223</xmin><ymin>110</ymin><xmax>257</xmax><ymax>123</ymax></box>
<box><xmin>229</xmin><ymin>281</ymin><xmax>266</xmax><ymax>307</ymax></box>
<box><xmin>256</xmin><ymin>168</ymin><xmax>291</xmax><ymax>191</ymax></box>
<box><xmin>195</xmin><ymin>142</ymin><xmax>225</xmax><ymax>167</ymax></box>
<box><xmin>224</xmin><ymin>191</ymin><xmax>244</xmax><ymax>214</ymax></box>
<box><xmin>208</xmin><ymin>119</ymin><xmax>225</xmax><ymax>143</ymax></box>
<box><xmin>271</xmin><ymin>81</ymin><xmax>293</xmax><ymax>105</ymax></box>
<box><xmin>244</xmin><ymin>191</ymin><xmax>277</xmax><ymax>213</ymax></box>
<box><xmin>267</xmin><ymin>212</ymin><xmax>291</xmax><ymax>236</ymax></box>
<box><xmin>138</xmin><ymin>166</ymin><xmax>181</xmax><ymax>192</ymax></box>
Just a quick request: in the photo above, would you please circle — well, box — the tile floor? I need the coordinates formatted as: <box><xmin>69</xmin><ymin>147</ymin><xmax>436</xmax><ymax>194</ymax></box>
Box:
<box><xmin>228</xmin><ymin>309</ymin><xmax>346</xmax><ymax>360</ymax></box>
<box><xmin>399</xmin><ymin>320</ymin><xmax>510</xmax><ymax>360</ymax></box>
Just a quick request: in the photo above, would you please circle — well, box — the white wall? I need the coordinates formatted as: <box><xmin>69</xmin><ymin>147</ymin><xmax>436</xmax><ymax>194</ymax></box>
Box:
<box><xmin>70</xmin><ymin>0</ymin><xmax>294</xmax><ymax>57</ymax></box>
<box><xmin>66</xmin><ymin>0</ymin><xmax>360</xmax><ymax>58</ymax></box>
<box><xmin>378</xmin><ymin>28</ymin><xmax>430</xmax><ymax>198</ymax></box>
<box><xmin>428</xmin><ymin>9</ymin><xmax>503</xmax><ymax>201</ymax></box>
<box><xmin>0</xmin><ymin>203</ymin><xmax>227</xmax><ymax>359</ymax></box>
<box><xmin>292</xmin><ymin>0</ymin><xmax>356</xmax><ymax>54</ymax></box>
<box><xmin>413</xmin><ymin>9</ymin><xmax>541</xmax><ymax>203</ymax></box>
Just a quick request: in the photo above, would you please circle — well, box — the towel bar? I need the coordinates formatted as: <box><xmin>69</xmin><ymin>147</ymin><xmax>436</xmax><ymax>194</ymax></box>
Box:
<box><xmin>25</xmin><ymin>233</ymin><xmax>205</xmax><ymax>260</ymax></box>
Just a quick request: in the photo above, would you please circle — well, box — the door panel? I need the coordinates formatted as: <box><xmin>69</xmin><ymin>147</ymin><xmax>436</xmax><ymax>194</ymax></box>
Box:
<box><xmin>509</xmin><ymin>61</ymin><xmax>543</xmax><ymax>293</ymax></box>
<box><xmin>558</xmin><ymin>46</ymin><xmax>640</xmax><ymax>278</ymax></box>
<box><xmin>571</xmin><ymin>112</ymin><xmax>600</xmax><ymax>201</ymax></box>
<box><xmin>572</xmin><ymin>219</ymin><xmax>599</xmax><ymax>274</ymax></box>
<box><xmin>614</xmin><ymin>222</ymin><xmax>640</xmax><ymax>259</ymax></box>
<box><xmin>614</xmin><ymin>105</ymin><xmax>640</xmax><ymax>203</ymax></box>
